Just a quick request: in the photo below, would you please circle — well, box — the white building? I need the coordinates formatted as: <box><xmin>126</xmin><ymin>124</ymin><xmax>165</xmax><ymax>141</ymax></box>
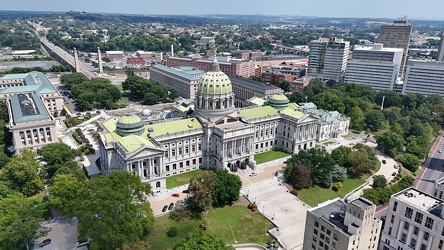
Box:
<box><xmin>345</xmin><ymin>44</ymin><xmax>403</xmax><ymax>91</ymax></box>
<box><xmin>379</xmin><ymin>187</ymin><xmax>444</xmax><ymax>250</ymax></box>
<box><xmin>0</xmin><ymin>72</ymin><xmax>62</xmax><ymax>152</ymax></box>
<box><xmin>98</xmin><ymin>58</ymin><xmax>340</xmax><ymax>193</ymax></box>
<box><xmin>308</xmin><ymin>37</ymin><xmax>350</xmax><ymax>82</ymax></box>
<box><xmin>302</xmin><ymin>197</ymin><xmax>382</xmax><ymax>250</ymax></box>
<box><xmin>402</xmin><ymin>60</ymin><xmax>444</xmax><ymax>97</ymax></box>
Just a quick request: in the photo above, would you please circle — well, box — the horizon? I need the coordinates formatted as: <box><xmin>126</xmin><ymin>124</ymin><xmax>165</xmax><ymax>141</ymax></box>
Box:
<box><xmin>2</xmin><ymin>0</ymin><xmax>444</xmax><ymax>21</ymax></box>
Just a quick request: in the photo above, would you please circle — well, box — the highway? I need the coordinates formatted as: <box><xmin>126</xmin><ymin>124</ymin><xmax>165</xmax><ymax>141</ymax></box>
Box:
<box><xmin>40</xmin><ymin>38</ymin><xmax>97</xmax><ymax>79</ymax></box>
<box><xmin>416</xmin><ymin>135</ymin><xmax>444</xmax><ymax>196</ymax></box>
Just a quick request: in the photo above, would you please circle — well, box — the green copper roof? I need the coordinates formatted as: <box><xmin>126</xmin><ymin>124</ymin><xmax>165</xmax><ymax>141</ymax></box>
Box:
<box><xmin>117</xmin><ymin>113</ymin><xmax>142</xmax><ymax>125</ymax></box>
<box><xmin>269</xmin><ymin>93</ymin><xmax>289</xmax><ymax>102</ymax></box>
<box><xmin>199</xmin><ymin>71</ymin><xmax>232</xmax><ymax>94</ymax></box>
<box><xmin>239</xmin><ymin>103</ymin><xmax>305</xmax><ymax>120</ymax></box>
<box><xmin>0</xmin><ymin>71</ymin><xmax>58</xmax><ymax>95</ymax></box>
<box><xmin>146</xmin><ymin>118</ymin><xmax>202</xmax><ymax>138</ymax></box>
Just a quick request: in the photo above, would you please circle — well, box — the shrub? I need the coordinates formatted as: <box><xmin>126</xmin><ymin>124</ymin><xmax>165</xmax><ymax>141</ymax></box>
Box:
<box><xmin>332</xmin><ymin>182</ymin><xmax>343</xmax><ymax>192</ymax></box>
<box><xmin>290</xmin><ymin>189</ymin><xmax>298</xmax><ymax>196</ymax></box>
<box><xmin>166</xmin><ymin>227</ymin><xmax>178</xmax><ymax>237</ymax></box>
<box><xmin>169</xmin><ymin>206</ymin><xmax>191</xmax><ymax>222</ymax></box>
<box><xmin>247</xmin><ymin>203</ymin><xmax>258</xmax><ymax>212</ymax></box>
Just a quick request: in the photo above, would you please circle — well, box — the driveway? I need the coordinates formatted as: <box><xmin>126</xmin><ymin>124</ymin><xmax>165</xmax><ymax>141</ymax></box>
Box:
<box><xmin>34</xmin><ymin>218</ymin><xmax>87</xmax><ymax>250</ymax></box>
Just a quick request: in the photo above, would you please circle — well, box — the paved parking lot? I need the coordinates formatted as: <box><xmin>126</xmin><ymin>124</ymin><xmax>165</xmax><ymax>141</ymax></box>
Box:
<box><xmin>34</xmin><ymin>219</ymin><xmax>87</xmax><ymax>250</ymax></box>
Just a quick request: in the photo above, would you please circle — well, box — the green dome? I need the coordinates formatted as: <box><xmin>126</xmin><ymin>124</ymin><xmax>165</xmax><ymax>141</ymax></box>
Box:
<box><xmin>116</xmin><ymin>113</ymin><xmax>144</xmax><ymax>136</ymax></box>
<box><xmin>199</xmin><ymin>71</ymin><xmax>232</xmax><ymax>94</ymax></box>
<box><xmin>268</xmin><ymin>94</ymin><xmax>289</xmax><ymax>111</ymax></box>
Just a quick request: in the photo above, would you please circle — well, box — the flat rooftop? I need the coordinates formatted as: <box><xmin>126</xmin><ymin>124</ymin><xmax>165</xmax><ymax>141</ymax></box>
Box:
<box><xmin>239</xmin><ymin>103</ymin><xmax>305</xmax><ymax>120</ymax></box>
<box><xmin>407</xmin><ymin>60</ymin><xmax>444</xmax><ymax>68</ymax></box>
<box><xmin>229</xmin><ymin>76</ymin><xmax>282</xmax><ymax>91</ymax></box>
<box><xmin>310</xmin><ymin>198</ymin><xmax>351</xmax><ymax>235</ymax></box>
<box><xmin>0</xmin><ymin>71</ymin><xmax>58</xmax><ymax>95</ymax></box>
<box><xmin>394</xmin><ymin>188</ymin><xmax>443</xmax><ymax>212</ymax></box>
<box><xmin>10</xmin><ymin>93</ymin><xmax>49</xmax><ymax>123</ymax></box>
<box><xmin>151</xmin><ymin>64</ymin><xmax>201</xmax><ymax>81</ymax></box>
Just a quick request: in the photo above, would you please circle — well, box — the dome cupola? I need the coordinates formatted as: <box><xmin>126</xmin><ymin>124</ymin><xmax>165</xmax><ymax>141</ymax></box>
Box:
<box><xmin>116</xmin><ymin>113</ymin><xmax>144</xmax><ymax>136</ymax></box>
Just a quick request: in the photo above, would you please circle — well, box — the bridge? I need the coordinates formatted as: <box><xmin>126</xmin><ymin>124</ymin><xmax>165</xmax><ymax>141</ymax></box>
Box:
<box><xmin>40</xmin><ymin>38</ymin><xmax>97</xmax><ymax>79</ymax></box>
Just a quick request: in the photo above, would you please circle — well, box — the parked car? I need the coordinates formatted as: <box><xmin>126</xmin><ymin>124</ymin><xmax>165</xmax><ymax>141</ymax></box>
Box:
<box><xmin>162</xmin><ymin>205</ymin><xmax>168</xmax><ymax>212</ymax></box>
<box><xmin>39</xmin><ymin>239</ymin><xmax>51</xmax><ymax>247</ymax></box>
<box><xmin>249</xmin><ymin>172</ymin><xmax>257</xmax><ymax>177</ymax></box>
<box><xmin>168</xmin><ymin>202</ymin><xmax>174</xmax><ymax>210</ymax></box>
<box><xmin>172</xmin><ymin>193</ymin><xmax>180</xmax><ymax>197</ymax></box>
<box><xmin>439</xmin><ymin>149</ymin><xmax>443</xmax><ymax>153</ymax></box>
<box><xmin>394</xmin><ymin>165</ymin><xmax>398</xmax><ymax>169</ymax></box>
<box><xmin>382</xmin><ymin>160</ymin><xmax>387</xmax><ymax>164</ymax></box>
<box><xmin>182</xmin><ymin>189</ymin><xmax>190</xmax><ymax>194</ymax></box>
<box><xmin>392</xmin><ymin>172</ymin><xmax>397</xmax><ymax>176</ymax></box>
<box><xmin>275</xmin><ymin>171</ymin><xmax>279</xmax><ymax>177</ymax></box>
<box><xmin>180</xmin><ymin>200</ymin><xmax>186</xmax><ymax>206</ymax></box>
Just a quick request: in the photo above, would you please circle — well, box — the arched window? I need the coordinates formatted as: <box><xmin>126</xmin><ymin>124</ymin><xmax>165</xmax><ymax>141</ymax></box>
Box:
<box><xmin>156</xmin><ymin>181</ymin><xmax>161</xmax><ymax>188</ymax></box>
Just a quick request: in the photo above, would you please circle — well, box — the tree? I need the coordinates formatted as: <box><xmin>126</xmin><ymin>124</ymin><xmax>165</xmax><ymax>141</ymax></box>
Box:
<box><xmin>365</xmin><ymin>110</ymin><xmax>385</xmax><ymax>131</ymax></box>
<box><xmin>189</xmin><ymin>171</ymin><xmax>216</xmax><ymax>211</ymax></box>
<box><xmin>249</xmin><ymin>76</ymin><xmax>263</xmax><ymax>82</ymax></box>
<box><xmin>168</xmin><ymin>88</ymin><xmax>179</xmax><ymax>101</ymax></box>
<box><xmin>348</xmin><ymin>106</ymin><xmax>365</xmax><ymax>130</ymax></box>
<box><xmin>287</xmin><ymin>164</ymin><xmax>312</xmax><ymax>189</ymax></box>
<box><xmin>331</xmin><ymin>146</ymin><xmax>351</xmax><ymax>167</ymax></box>
<box><xmin>401</xmin><ymin>153</ymin><xmax>421</xmax><ymax>172</ymax></box>
<box><xmin>376</xmin><ymin>131</ymin><xmax>405</xmax><ymax>156</ymax></box>
<box><xmin>75</xmin><ymin>171</ymin><xmax>154</xmax><ymax>250</ymax></box>
<box><xmin>347</xmin><ymin>150</ymin><xmax>374</xmax><ymax>177</ymax></box>
<box><xmin>0</xmin><ymin>149</ymin><xmax>43</xmax><ymax>196</ymax></box>
<box><xmin>49</xmin><ymin>173</ymin><xmax>84</xmax><ymax>216</ymax></box>
<box><xmin>0</xmin><ymin>195</ymin><xmax>49</xmax><ymax>250</ymax></box>
<box><xmin>331</xmin><ymin>165</ymin><xmax>348</xmax><ymax>182</ymax></box>
<box><xmin>174</xmin><ymin>230</ymin><xmax>228</xmax><ymax>250</ymax></box>
<box><xmin>279</xmin><ymin>80</ymin><xmax>291</xmax><ymax>92</ymax></box>
<box><xmin>211</xmin><ymin>170</ymin><xmax>242</xmax><ymax>207</ymax></box>
<box><xmin>372</xmin><ymin>175</ymin><xmax>387</xmax><ymax>188</ymax></box>
<box><xmin>38</xmin><ymin>143</ymin><xmax>77</xmax><ymax>177</ymax></box>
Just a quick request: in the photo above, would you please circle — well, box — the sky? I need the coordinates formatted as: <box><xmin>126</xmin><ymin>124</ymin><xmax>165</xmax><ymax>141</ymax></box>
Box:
<box><xmin>3</xmin><ymin>0</ymin><xmax>444</xmax><ymax>20</ymax></box>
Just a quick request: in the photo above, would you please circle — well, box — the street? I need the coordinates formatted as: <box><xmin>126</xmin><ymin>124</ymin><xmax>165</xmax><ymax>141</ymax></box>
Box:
<box><xmin>416</xmin><ymin>135</ymin><xmax>444</xmax><ymax>195</ymax></box>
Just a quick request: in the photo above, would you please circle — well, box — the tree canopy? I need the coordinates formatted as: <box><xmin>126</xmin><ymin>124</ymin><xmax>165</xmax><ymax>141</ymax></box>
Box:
<box><xmin>174</xmin><ymin>230</ymin><xmax>228</xmax><ymax>250</ymax></box>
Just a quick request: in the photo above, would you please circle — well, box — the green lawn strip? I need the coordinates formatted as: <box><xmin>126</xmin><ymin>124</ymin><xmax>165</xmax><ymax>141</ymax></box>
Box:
<box><xmin>205</xmin><ymin>205</ymin><xmax>274</xmax><ymax>246</ymax></box>
<box><xmin>297</xmin><ymin>178</ymin><xmax>365</xmax><ymax>207</ymax></box>
<box><xmin>166</xmin><ymin>169</ymin><xmax>204</xmax><ymax>189</ymax></box>
<box><xmin>144</xmin><ymin>214</ymin><xmax>201</xmax><ymax>250</ymax></box>
<box><xmin>323</xmin><ymin>141</ymin><xmax>335</xmax><ymax>145</ymax></box>
<box><xmin>254</xmin><ymin>150</ymin><xmax>290</xmax><ymax>164</ymax></box>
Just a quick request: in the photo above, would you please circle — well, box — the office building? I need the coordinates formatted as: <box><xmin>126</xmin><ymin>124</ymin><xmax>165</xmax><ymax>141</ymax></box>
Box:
<box><xmin>229</xmin><ymin>76</ymin><xmax>283</xmax><ymax>107</ymax></box>
<box><xmin>302</xmin><ymin>197</ymin><xmax>382</xmax><ymax>250</ymax></box>
<box><xmin>149</xmin><ymin>65</ymin><xmax>204</xmax><ymax>100</ymax></box>
<box><xmin>98</xmin><ymin>58</ymin><xmax>349</xmax><ymax>193</ymax></box>
<box><xmin>376</xmin><ymin>20</ymin><xmax>412</xmax><ymax>77</ymax></box>
<box><xmin>345</xmin><ymin>44</ymin><xmax>403</xmax><ymax>91</ymax></box>
<box><xmin>308</xmin><ymin>37</ymin><xmax>350</xmax><ymax>82</ymax></box>
<box><xmin>402</xmin><ymin>60</ymin><xmax>444</xmax><ymax>97</ymax></box>
<box><xmin>379</xmin><ymin>187</ymin><xmax>444</xmax><ymax>250</ymax></box>
<box><xmin>261</xmin><ymin>70</ymin><xmax>294</xmax><ymax>87</ymax></box>
<box><xmin>437</xmin><ymin>34</ymin><xmax>444</xmax><ymax>62</ymax></box>
<box><xmin>166</xmin><ymin>56</ymin><xmax>258</xmax><ymax>78</ymax></box>
<box><xmin>0</xmin><ymin>72</ymin><xmax>62</xmax><ymax>152</ymax></box>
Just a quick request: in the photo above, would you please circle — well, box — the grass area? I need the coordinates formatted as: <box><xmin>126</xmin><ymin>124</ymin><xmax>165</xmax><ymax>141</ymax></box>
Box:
<box><xmin>374</xmin><ymin>160</ymin><xmax>381</xmax><ymax>172</ymax></box>
<box><xmin>29</xmin><ymin>190</ymin><xmax>47</xmax><ymax>201</ymax></box>
<box><xmin>117</xmin><ymin>96</ymin><xmax>129</xmax><ymax>105</ymax></box>
<box><xmin>323</xmin><ymin>141</ymin><xmax>335</xmax><ymax>145</ymax></box>
<box><xmin>144</xmin><ymin>213</ymin><xmax>202</xmax><ymax>250</ymax></box>
<box><xmin>144</xmin><ymin>205</ymin><xmax>274</xmax><ymax>249</ymax></box>
<box><xmin>297</xmin><ymin>178</ymin><xmax>366</xmax><ymax>207</ymax></box>
<box><xmin>166</xmin><ymin>169</ymin><xmax>204</xmax><ymax>189</ymax></box>
<box><xmin>254</xmin><ymin>150</ymin><xmax>290</xmax><ymax>164</ymax></box>
<box><xmin>205</xmin><ymin>205</ymin><xmax>274</xmax><ymax>246</ymax></box>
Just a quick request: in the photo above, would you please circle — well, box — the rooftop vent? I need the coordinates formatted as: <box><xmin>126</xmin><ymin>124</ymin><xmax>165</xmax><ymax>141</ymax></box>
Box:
<box><xmin>188</xmin><ymin>124</ymin><xmax>193</xmax><ymax>128</ymax></box>
<box><xmin>148</xmin><ymin>128</ymin><xmax>154</xmax><ymax>132</ymax></box>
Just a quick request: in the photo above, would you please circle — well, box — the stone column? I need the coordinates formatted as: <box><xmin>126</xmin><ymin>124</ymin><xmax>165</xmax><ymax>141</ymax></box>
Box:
<box><xmin>138</xmin><ymin>160</ymin><xmax>143</xmax><ymax>178</ymax></box>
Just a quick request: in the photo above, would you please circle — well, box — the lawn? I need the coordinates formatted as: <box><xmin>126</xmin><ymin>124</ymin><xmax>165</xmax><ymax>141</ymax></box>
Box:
<box><xmin>205</xmin><ymin>205</ymin><xmax>274</xmax><ymax>246</ymax></box>
<box><xmin>144</xmin><ymin>205</ymin><xmax>274</xmax><ymax>249</ymax></box>
<box><xmin>297</xmin><ymin>178</ymin><xmax>366</xmax><ymax>207</ymax></box>
<box><xmin>323</xmin><ymin>141</ymin><xmax>335</xmax><ymax>145</ymax></box>
<box><xmin>144</xmin><ymin>212</ymin><xmax>201</xmax><ymax>250</ymax></box>
<box><xmin>166</xmin><ymin>169</ymin><xmax>204</xmax><ymax>189</ymax></box>
<box><xmin>254</xmin><ymin>150</ymin><xmax>290</xmax><ymax>164</ymax></box>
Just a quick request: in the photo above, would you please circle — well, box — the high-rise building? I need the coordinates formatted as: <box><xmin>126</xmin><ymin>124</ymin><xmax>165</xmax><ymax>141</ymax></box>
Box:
<box><xmin>402</xmin><ymin>60</ymin><xmax>444</xmax><ymax>97</ymax></box>
<box><xmin>308</xmin><ymin>37</ymin><xmax>350</xmax><ymax>82</ymax></box>
<box><xmin>302</xmin><ymin>197</ymin><xmax>382</xmax><ymax>250</ymax></box>
<box><xmin>376</xmin><ymin>20</ymin><xmax>412</xmax><ymax>78</ymax></box>
<box><xmin>345</xmin><ymin>44</ymin><xmax>403</xmax><ymax>91</ymax></box>
<box><xmin>437</xmin><ymin>34</ymin><xmax>444</xmax><ymax>62</ymax></box>
<box><xmin>378</xmin><ymin>187</ymin><xmax>444</xmax><ymax>250</ymax></box>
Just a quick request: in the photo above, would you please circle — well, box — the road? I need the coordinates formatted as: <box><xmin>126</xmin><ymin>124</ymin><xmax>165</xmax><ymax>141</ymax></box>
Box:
<box><xmin>416</xmin><ymin>135</ymin><xmax>444</xmax><ymax>196</ymax></box>
<box><xmin>40</xmin><ymin>38</ymin><xmax>97</xmax><ymax>79</ymax></box>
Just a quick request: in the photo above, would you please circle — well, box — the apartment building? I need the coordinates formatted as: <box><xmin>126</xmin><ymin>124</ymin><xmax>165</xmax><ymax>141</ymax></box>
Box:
<box><xmin>379</xmin><ymin>187</ymin><xmax>444</xmax><ymax>250</ymax></box>
<box><xmin>402</xmin><ymin>60</ymin><xmax>444</xmax><ymax>97</ymax></box>
<box><xmin>302</xmin><ymin>197</ymin><xmax>382</xmax><ymax>250</ymax></box>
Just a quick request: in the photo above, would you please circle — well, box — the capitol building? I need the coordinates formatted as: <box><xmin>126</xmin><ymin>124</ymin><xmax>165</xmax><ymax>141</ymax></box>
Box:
<box><xmin>98</xmin><ymin>58</ymin><xmax>349</xmax><ymax>193</ymax></box>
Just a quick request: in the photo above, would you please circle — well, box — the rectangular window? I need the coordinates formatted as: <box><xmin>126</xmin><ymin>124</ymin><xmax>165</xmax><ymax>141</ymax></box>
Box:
<box><xmin>413</xmin><ymin>226</ymin><xmax>418</xmax><ymax>235</ymax></box>
<box><xmin>409</xmin><ymin>238</ymin><xmax>416</xmax><ymax>249</ymax></box>
<box><xmin>405</xmin><ymin>207</ymin><xmax>413</xmax><ymax>219</ymax></box>
<box><xmin>404</xmin><ymin>222</ymin><xmax>409</xmax><ymax>230</ymax></box>
<box><xmin>400</xmin><ymin>233</ymin><xmax>407</xmax><ymax>243</ymax></box>
<box><xmin>321</xmin><ymin>226</ymin><xmax>325</xmax><ymax>232</ymax></box>
<box><xmin>420</xmin><ymin>244</ymin><xmax>426</xmax><ymax>250</ymax></box>
<box><xmin>315</xmin><ymin>221</ymin><xmax>319</xmax><ymax>228</ymax></box>
<box><xmin>393</xmin><ymin>201</ymin><xmax>398</xmax><ymax>212</ymax></box>
<box><xmin>327</xmin><ymin>229</ymin><xmax>331</xmax><ymax>235</ymax></box>
<box><xmin>314</xmin><ymin>229</ymin><xmax>318</xmax><ymax>235</ymax></box>
<box><xmin>391</xmin><ymin>215</ymin><xmax>395</xmax><ymax>223</ymax></box>
<box><xmin>423</xmin><ymin>231</ymin><xmax>429</xmax><ymax>241</ymax></box>
<box><xmin>425</xmin><ymin>217</ymin><xmax>434</xmax><ymax>229</ymax></box>
<box><xmin>388</xmin><ymin>227</ymin><xmax>392</xmax><ymax>235</ymax></box>
<box><xmin>439</xmin><ymin>240</ymin><xmax>443</xmax><ymax>249</ymax></box>
<box><xmin>415</xmin><ymin>212</ymin><xmax>423</xmax><ymax>224</ymax></box>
